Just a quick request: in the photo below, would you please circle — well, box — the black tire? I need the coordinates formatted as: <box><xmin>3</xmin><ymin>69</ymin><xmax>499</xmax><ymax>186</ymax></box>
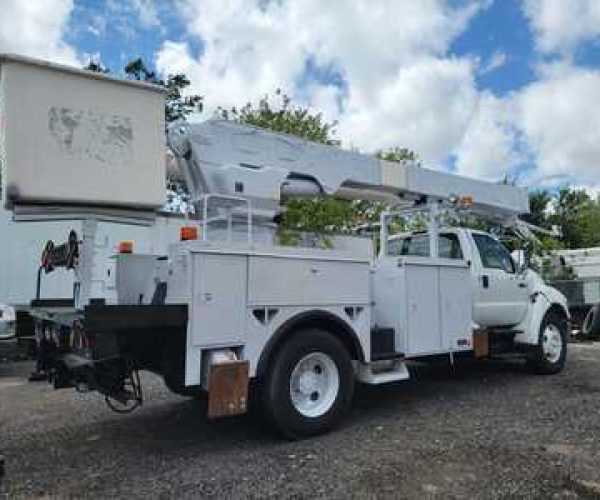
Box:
<box><xmin>262</xmin><ymin>329</ymin><xmax>355</xmax><ymax>439</ymax></box>
<box><xmin>528</xmin><ymin>310</ymin><xmax>567</xmax><ymax>375</ymax></box>
<box><xmin>582</xmin><ymin>304</ymin><xmax>600</xmax><ymax>338</ymax></box>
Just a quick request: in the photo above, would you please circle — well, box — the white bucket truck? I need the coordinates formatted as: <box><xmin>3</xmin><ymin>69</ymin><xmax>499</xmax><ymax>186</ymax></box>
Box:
<box><xmin>0</xmin><ymin>54</ymin><xmax>569</xmax><ymax>438</ymax></box>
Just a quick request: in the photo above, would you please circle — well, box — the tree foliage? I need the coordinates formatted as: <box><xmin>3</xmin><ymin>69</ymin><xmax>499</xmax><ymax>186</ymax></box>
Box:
<box><xmin>525</xmin><ymin>187</ymin><xmax>600</xmax><ymax>250</ymax></box>
<box><xmin>218</xmin><ymin>89</ymin><xmax>338</xmax><ymax>145</ymax></box>
<box><xmin>83</xmin><ymin>59</ymin><xmax>110</xmax><ymax>74</ymax></box>
<box><xmin>124</xmin><ymin>58</ymin><xmax>203</xmax><ymax>123</ymax></box>
<box><xmin>376</xmin><ymin>147</ymin><xmax>420</xmax><ymax>165</ymax></box>
<box><xmin>522</xmin><ymin>189</ymin><xmax>552</xmax><ymax>229</ymax></box>
<box><xmin>551</xmin><ymin>188</ymin><xmax>592</xmax><ymax>249</ymax></box>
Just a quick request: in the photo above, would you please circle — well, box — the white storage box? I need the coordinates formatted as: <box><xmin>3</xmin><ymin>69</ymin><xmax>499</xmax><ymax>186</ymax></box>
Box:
<box><xmin>372</xmin><ymin>256</ymin><xmax>473</xmax><ymax>357</ymax></box>
<box><xmin>0</xmin><ymin>54</ymin><xmax>166</xmax><ymax>211</ymax></box>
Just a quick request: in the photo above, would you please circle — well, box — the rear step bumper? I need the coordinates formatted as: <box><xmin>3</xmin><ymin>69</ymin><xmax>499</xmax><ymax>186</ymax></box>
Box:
<box><xmin>35</xmin><ymin>304</ymin><xmax>188</xmax><ymax>397</ymax></box>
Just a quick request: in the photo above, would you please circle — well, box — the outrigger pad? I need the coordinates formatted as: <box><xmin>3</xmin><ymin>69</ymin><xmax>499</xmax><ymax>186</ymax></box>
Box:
<box><xmin>207</xmin><ymin>360</ymin><xmax>249</xmax><ymax>419</ymax></box>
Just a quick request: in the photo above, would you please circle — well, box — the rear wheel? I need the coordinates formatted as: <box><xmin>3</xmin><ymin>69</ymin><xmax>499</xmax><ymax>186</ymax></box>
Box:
<box><xmin>528</xmin><ymin>310</ymin><xmax>567</xmax><ymax>375</ymax></box>
<box><xmin>263</xmin><ymin>329</ymin><xmax>354</xmax><ymax>439</ymax></box>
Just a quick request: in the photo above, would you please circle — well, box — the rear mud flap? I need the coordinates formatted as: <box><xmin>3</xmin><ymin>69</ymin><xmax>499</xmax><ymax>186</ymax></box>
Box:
<box><xmin>207</xmin><ymin>360</ymin><xmax>249</xmax><ymax>419</ymax></box>
<box><xmin>473</xmin><ymin>329</ymin><xmax>489</xmax><ymax>358</ymax></box>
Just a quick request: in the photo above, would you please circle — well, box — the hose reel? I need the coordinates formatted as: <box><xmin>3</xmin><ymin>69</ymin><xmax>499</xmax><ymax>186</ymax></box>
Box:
<box><xmin>40</xmin><ymin>230</ymin><xmax>79</xmax><ymax>273</ymax></box>
<box><xmin>35</xmin><ymin>230</ymin><xmax>80</xmax><ymax>303</ymax></box>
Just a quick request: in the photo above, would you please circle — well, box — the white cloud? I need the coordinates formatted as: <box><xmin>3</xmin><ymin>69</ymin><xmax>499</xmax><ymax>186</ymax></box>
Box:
<box><xmin>523</xmin><ymin>0</ymin><xmax>600</xmax><ymax>54</ymax></box>
<box><xmin>156</xmin><ymin>0</ymin><xmax>488</xmax><ymax>166</ymax></box>
<box><xmin>0</xmin><ymin>0</ymin><xmax>78</xmax><ymax>65</ymax></box>
<box><xmin>455</xmin><ymin>63</ymin><xmax>600</xmax><ymax>188</ymax></box>
<box><xmin>86</xmin><ymin>13</ymin><xmax>107</xmax><ymax>38</ymax></box>
<box><xmin>480</xmin><ymin>51</ymin><xmax>507</xmax><ymax>75</ymax></box>
<box><xmin>454</xmin><ymin>92</ymin><xmax>522</xmax><ymax>179</ymax></box>
<box><xmin>517</xmin><ymin>66</ymin><xmax>600</xmax><ymax>186</ymax></box>
<box><xmin>337</xmin><ymin>57</ymin><xmax>479</xmax><ymax>165</ymax></box>
<box><xmin>127</xmin><ymin>0</ymin><xmax>160</xmax><ymax>29</ymax></box>
<box><xmin>154</xmin><ymin>0</ymin><xmax>600</xmax><ymax>191</ymax></box>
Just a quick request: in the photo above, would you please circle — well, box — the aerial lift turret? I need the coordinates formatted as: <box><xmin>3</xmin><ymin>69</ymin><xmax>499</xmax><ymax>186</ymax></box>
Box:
<box><xmin>0</xmin><ymin>54</ymin><xmax>569</xmax><ymax>438</ymax></box>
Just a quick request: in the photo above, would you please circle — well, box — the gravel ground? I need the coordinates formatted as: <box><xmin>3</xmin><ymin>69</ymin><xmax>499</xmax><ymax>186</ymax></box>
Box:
<box><xmin>2</xmin><ymin>344</ymin><xmax>600</xmax><ymax>499</ymax></box>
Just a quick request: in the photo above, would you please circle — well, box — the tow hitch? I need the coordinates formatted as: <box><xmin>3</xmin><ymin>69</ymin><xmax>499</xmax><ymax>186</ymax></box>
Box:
<box><xmin>49</xmin><ymin>353</ymin><xmax>143</xmax><ymax>413</ymax></box>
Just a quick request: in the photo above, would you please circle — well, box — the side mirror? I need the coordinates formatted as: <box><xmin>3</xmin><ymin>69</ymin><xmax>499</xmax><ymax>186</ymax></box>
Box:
<box><xmin>511</xmin><ymin>249</ymin><xmax>528</xmax><ymax>274</ymax></box>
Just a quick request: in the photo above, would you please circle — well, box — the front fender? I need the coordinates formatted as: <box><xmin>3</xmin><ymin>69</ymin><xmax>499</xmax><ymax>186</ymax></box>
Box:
<box><xmin>514</xmin><ymin>284</ymin><xmax>570</xmax><ymax>346</ymax></box>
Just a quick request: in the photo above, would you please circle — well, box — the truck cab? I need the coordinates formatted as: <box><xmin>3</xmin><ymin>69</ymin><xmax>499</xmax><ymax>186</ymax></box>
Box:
<box><xmin>386</xmin><ymin>227</ymin><xmax>569</xmax><ymax>354</ymax></box>
<box><xmin>388</xmin><ymin>228</ymin><xmax>529</xmax><ymax>328</ymax></box>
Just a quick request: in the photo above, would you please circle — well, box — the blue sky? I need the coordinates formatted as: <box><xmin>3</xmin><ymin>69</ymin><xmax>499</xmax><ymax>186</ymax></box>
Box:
<box><xmin>451</xmin><ymin>0</ymin><xmax>537</xmax><ymax>94</ymax></box>
<box><xmin>2</xmin><ymin>0</ymin><xmax>600</xmax><ymax>192</ymax></box>
<box><xmin>68</xmin><ymin>1</ymin><xmax>544</xmax><ymax>95</ymax></box>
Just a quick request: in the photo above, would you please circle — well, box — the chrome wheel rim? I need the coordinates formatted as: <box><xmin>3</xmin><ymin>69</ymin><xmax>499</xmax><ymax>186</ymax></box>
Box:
<box><xmin>290</xmin><ymin>352</ymin><xmax>340</xmax><ymax>418</ymax></box>
<box><xmin>542</xmin><ymin>324</ymin><xmax>563</xmax><ymax>364</ymax></box>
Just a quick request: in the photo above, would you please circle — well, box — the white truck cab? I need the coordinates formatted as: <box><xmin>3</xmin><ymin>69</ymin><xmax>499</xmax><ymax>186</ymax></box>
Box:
<box><xmin>387</xmin><ymin>227</ymin><xmax>568</xmax><ymax>349</ymax></box>
<box><xmin>389</xmin><ymin>229</ymin><xmax>536</xmax><ymax>328</ymax></box>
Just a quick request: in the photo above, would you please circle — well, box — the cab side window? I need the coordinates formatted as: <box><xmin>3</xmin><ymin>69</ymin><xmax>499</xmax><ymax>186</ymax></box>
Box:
<box><xmin>388</xmin><ymin>233</ymin><xmax>463</xmax><ymax>259</ymax></box>
<box><xmin>472</xmin><ymin>234</ymin><xmax>515</xmax><ymax>273</ymax></box>
<box><xmin>403</xmin><ymin>235</ymin><xmax>430</xmax><ymax>257</ymax></box>
<box><xmin>439</xmin><ymin>234</ymin><xmax>463</xmax><ymax>259</ymax></box>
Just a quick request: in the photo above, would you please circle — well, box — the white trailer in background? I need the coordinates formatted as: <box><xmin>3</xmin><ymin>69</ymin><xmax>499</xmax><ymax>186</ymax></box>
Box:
<box><xmin>0</xmin><ymin>54</ymin><xmax>570</xmax><ymax>438</ymax></box>
<box><xmin>0</xmin><ymin>207</ymin><xmax>189</xmax><ymax>306</ymax></box>
<box><xmin>546</xmin><ymin>247</ymin><xmax>600</xmax><ymax>336</ymax></box>
<box><xmin>0</xmin><ymin>204</ymin><xmax>190</xmax><ymax>359</ymax></box>
<box><xmin>555</xmin><ymin>247</ymin><xmax>600</xmax><ymax>280</ymax></box>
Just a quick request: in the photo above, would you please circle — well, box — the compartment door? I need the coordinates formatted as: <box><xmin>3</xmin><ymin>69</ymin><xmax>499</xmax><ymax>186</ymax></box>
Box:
<box><xmin>440</xmin><ymin>266</ymin><xmax>473</xmax><ymax>350</ymax></box>
<box><xmin>405</xmin><ymin>265</ymin><xmax>441</xmax><ymax>355</ymax></box>
<box><xmin>191</xmin><ymin>253</ymin><xmax>247</xmax><ymax>346</ymax></box>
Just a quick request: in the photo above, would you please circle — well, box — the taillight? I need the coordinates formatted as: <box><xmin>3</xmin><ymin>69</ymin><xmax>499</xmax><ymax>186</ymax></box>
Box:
<box><xmin>118</xmin><ymin>241</ymin><xmax>134</xmax><ymax>254</ymax></box>
<box><xmin>180</xmin><ymin>225</ymin><xmax>199</xmax><ymax>241</ymax></box>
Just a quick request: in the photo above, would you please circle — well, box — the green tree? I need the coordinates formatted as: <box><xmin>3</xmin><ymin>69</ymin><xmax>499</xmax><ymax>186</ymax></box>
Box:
<box><xmin>550</xmin><ymin>187</ymin><xmax>592</xmax><ymax>248</ymax></box>
<box><xmin>218</xmin><ymin>89</ymin><xmax>338</xmax><ymax>145</ymax></box>
<box><xmin>376</xmin><ymin>147</ymin><xmax>420</xmax><ymax>165</ymax></box>
<box><xmin>124</xmin><ymin>57</ymin><xmax>203</xmax><ymax>123</ymax></box>
<box><xmin>573</xmin><ymin>199</ymin><xmax>600</xmax><ymax>248</ymax></box>
<box><xmin>523</xmin><ymin>189</ymin><xmax>552</xmax><ymax>229</ymax></box>
<box><xmin>83</xmin><ymin>58</ymin><xmax>110</xmax><ymax>74</ymax></box>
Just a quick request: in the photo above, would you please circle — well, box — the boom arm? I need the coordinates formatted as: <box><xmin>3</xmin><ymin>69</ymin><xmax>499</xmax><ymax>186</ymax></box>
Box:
<box><xmin>168</xmin><ymin>119</ymin><xmax>529</xmax><ymax>220</ymax></box>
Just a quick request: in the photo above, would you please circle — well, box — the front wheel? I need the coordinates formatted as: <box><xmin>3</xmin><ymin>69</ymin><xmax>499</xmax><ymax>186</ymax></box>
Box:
<box><xmin>262</xmin><ymin>329</ymin><xmax>355</xmax><ymax>439</ymax></box>
<box><xmin>528</xmin><ymin>311</ymin><xmax>567</xmax><ymax>375</ymax></box>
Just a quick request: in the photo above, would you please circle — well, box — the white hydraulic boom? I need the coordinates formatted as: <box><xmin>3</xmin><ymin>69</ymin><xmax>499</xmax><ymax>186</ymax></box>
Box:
<box><xmin>167</xmin><ymin>119</ymin><xmax>530</xmax><ymax>222</ymax></box>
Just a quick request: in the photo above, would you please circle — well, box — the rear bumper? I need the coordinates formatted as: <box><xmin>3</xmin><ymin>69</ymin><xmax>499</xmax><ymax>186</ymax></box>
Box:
<box><xmin>50</xmin><ymin>352</ymin><xmax>125</xmax><ymax>391</ymax></box>
<box><xmin>34</xmin><ymin>304</ymin><xmax>188</xmax><ymax>396</ymax></box>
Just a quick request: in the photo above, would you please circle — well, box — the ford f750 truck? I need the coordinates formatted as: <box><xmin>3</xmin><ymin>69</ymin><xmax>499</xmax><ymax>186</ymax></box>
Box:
<box><xmin>0</xmin><ymin>54</ymin><xmax>569</xmax><ymax>438</ymax></box>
